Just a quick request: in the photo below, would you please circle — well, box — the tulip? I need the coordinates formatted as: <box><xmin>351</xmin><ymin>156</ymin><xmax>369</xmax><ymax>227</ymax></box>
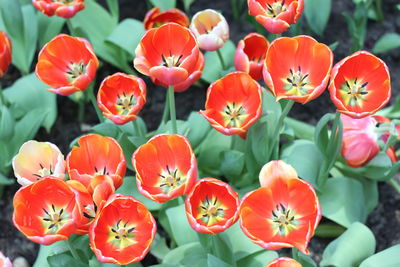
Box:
<box><xmin>247</xmin><ymin>0</ymin><xmax>304</xmax><ymax>34</ymax></box>
<box><xmin>200</xmin><ymin>72</ymin><xmax>262</xmax><ymax>138</ymax></box>
<box><xmin>133</xmin><ymin>134</ymin><xmax>197</xmax><ymax>203</ymax></box>
<box><xmin>13</xmin><ymin>177</ymin><xmax>91</xmax><ymax>245</ymax></box>
<box><xmin>240</xmin><ymin>160</ymin><xmax>321</xmax><ymax>254</ymax></box>
<box><xmin>90</xmin><ymin>194</ymin><xmax>157</xmax><ymax>265</ymax></box>
<box><xmin>266</xmin><ymin>257</ymin><xmax>302</xmax><ymax>267</ymax></box>
<box><xmin>36</xmin><ymin>34</ymin><xmax>99</xmax><ymax>96</ymax></box>
<box><xmin>144</xmin><ymin>7</ymin><xmax>189</xmax><ymax>30</ymax></box>
<box><xmin>12</xmin><ymin>140</ymin><xmax>65</xmax><ymax>186</ymax></box>
<box><xmin>134</xmin><ymin>23</ymin><xmax>204</xmax><ymax>92</ymax></box>
<box><xmin>32</xmin><ymin>0</ymin><xmax>85</xmax><ymax>18</ymax></box>
<box><xmin>234</xmin><ymin>33</ymin><xmax>269</xmax><ymax>80</ymax></box>
<box><xmin>0</xmin><ymin>31</ymin><xmax>12</xmax><ymax>78</ymax></box>
<box><xmin>97</xmin><ymin>73</ymin><xmax>147</xmax><ymax>125</ymax></box>
<box><xmin>190</xmin><ymin>9</ymin><xmax>229</xmax><ymax>51</ymax></box>
<box><xmin>329</xmin><ymin>51</ymin><xmax>391</xmax><ymax>118</ymax></box>
<box><xmin>67</xmin><ymin>134</ymin><xmax>126</xmax><ymax>189</ymax></box>
<box><xmin>0</xmin><ymin>251</ymin><xmax>12</xmax><ymax>267</ymax></box>
<box><xmin>185</xmin><ymin>178</ymin><xmax>239</xmax><ymax>234</ymax></box>
<box><xmin>263</xmin><ymin>35</ymin><xmax>333</xmax><ymax>104</ymax></box>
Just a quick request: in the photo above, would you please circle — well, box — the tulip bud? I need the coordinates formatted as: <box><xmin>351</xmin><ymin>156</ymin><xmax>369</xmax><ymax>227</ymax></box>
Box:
<box><xmin>0</xmin><ymin>31</ymin><xmax>12</xmax><ymax>77</ymax></box>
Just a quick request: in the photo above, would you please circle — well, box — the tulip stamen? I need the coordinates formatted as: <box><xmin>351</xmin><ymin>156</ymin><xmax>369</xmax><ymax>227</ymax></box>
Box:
<box><xmin>340</xmin><ymin>78</ymin><xmax>369</xmax><ymax>106</ymax></box>
<box><xmin>53</xmin><ymin>0</ymin><xmax>74</xmax><ymax>5</ymax></box>
<box><xmin>283</xmin><ymin>67</ymin><xmax>312</xmax><ymax>96</ymax></box>
<box><xmin>271</xmin><ymin>203</ymin><xmax>299</xmax><ymax>236</ymax></box>
<box><xmin>222</xmin><ymin>102</ymin><xmax>248</xmax><ymax>127</ymax></box>
<box><xmin>265</xmin><ymin>1</ymin><xmax>287</xmax><ymax>18</ymax></box>
<box><xmin>116</xmin><ymin>93</ymin><xmax>136</xmax><ymax>115</ymax></box>
<box><xmin>158</xmin><ymin>165</ymin><xmax>186</xmax><ymax>193</ymax></box>
<box><xmin>110</xmin><ymin>219</ymin><xmax>136</xmax><ymax>247</ymax></box>
<box><xmin>161</xmin><ymin>54</ymin><xmax>183</xmax><ymax>67</ymax></box>
<box><xmin>42</xmin><ymin>204</ymin><xmax>71</xmax><ymax>233</ymax></box>
<box><xmin>198</xmin><ymin>195</ymin><xmax>225</xmax><ymax>226</ymax></box>
<box><xmin>66</xmin><ymin>62</ymin><xmax>86</xmax><ymax>82</ymax></box>
<box><xmin>34</xmin><ymin>163</ymin><xmax>54</xmax><ymax>180</ymax></box>
<box><xmin>94</xmin><ymin>166</ymin><xmax>109</xmax><ymax>175</ymax></box>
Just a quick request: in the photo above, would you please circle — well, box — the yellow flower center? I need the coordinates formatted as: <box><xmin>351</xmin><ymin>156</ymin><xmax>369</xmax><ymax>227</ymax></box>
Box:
<box><xmin>116</xmin><ymin>93</ymin><xmax>136</xmax><ymax>115</ymax></box>
<box><xmin>271</xmin><ymin>203</ymin><xmax>299</xmax><ymax>236</ymax></box>
<box><xmin>282</xmin><ymin>66</ymin><xmax>312</xmax><ymax>96</ymax></box>
<box><xmin>221</xmin><ymin>102</ymin><xmax>248</xmax><ymax>127</ymax></box>
<box><xmin>197</xmin><ymin>196</ymin><xmax>225</xmax><ymax>226</ymax></box>
<box><xmin>158</xmin><ymin>165</ymin><xmax>186</xmax><ymax>193</ymax></box>
<box><xmin>66</xmin><ymin>62</ymin><xmax>86</xmax><ymax>82</ymax></box>
<box><xmin>109</xmin><ymin>219</ymin><xmax>136</xmax><ymax>248</ymax></box>
<box><xmin>33</xmin><ymin>163</ymin><xmax>53</xmax><ymax>181</ymax></box>
<box><xmin>42</xmin><ymin>204</ymin><xmax>71</xmax><ymax>233</ymax></box>
<box><xmin>161</xmin><ymin>54</ymin><xmax>183</xmax><ymax>67</ymax></box>
<box><xmin>265</xmin><ymin>1</ymin><xmax>287</xmax><ymax>18</ymax></box>
<box><xmin>339</xmin><ymin>78</ymin><xmax>369</xmax><ymax>107</ymax></box>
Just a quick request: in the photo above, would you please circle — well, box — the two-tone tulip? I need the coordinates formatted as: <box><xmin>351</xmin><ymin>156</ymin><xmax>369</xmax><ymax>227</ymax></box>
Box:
<box><xmin>144</xmin><ymin>7</ymin><xmax>189</xmax><ymax>30</ymax></box>
<box><xmin>0</xmin><ymin>252</ymin><xmax>12</xmax><ymax>267</ymax></box>
<box><xmin>97</xmin><ymin>73</ymin><xmax>146</xmax><ymax>125</ymax></box>
<box><xmin>32</xmin><ymin>0</ymin><xmax>85</xmax><ymax>18</ymax></box>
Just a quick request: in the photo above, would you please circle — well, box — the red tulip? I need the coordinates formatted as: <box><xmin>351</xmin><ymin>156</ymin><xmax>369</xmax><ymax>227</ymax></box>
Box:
<box><xmin>89</xmin><ymin>194</ymin><xmax>157</xmax><ymax>265</ymax></box>
<box><xmin>266</xmin><ymin>257</ymin><xmax>302</xmax><ymax>267</ymax></box>
<box><xmin>247</xmin><ymin>0</ymin><xmax>304</xmax><ymax>34</ymax></box>
<box><xmin>32</xmin><ymin>0</ymin><xmax>85</xmax><ymax>18</ymax></box>
<box><xmin>185</xmin><ymin>178</ymin><xmax>239</xmax><ymax>234</ymax></box>
<box><xmin>132</xmin><ymin>134</ymin><xmax>197</xmax><ymax>203</ymax></box>
<box><xmin>240</xmin><ymin>161</ymin><xmax>321</xmax><ymax>254</ymax></box>
<box><xmin>0</xmin><ymin>31</ymin><xmax>12</xmax><ymax>77</ymax></box>
<box><xmin>200</xmin><ymin>72</ymin><xmax>262</xmax><ymax>138</ymax></box>
<box><xmin>144</xmin><ymin>7</ymin><xmax>189</xmax><ymax>30</ymax></box>
<box><xmin>0</xmin><ymin>252</ymin><xmax>12</xmax><ymax>267</ymax></box>
<box><xmin>134</xmin><ymin>23</ymin><xmax>204</xmax><ymax>92</ymax></box>
<box><xmin>67</xmin><ymin>134</ymin><xmax>126</xmax><ymax>189</ymax></box>
<box><xmin>36</xmin><ymin>34</ymin><xmax>99</xmax><ymax>96</ymax></box>
<box><xmin>234</xmin><ymin>33</ymin><xmax>269</xmax><ymax>80</ymax></box>
<box><xmin>329</xmin><ymin>51</ymin><xmax>391</xmax><ymax>118</ymax></box>
<box><xmin>97</xmin><ymin>73</ymin><xmax>147</xmax><ymax>125</ymax></box>
<box><xmin>263</xmin><ymin>35</ymin><xmax>333</xmax><ymax>104</ymax></box>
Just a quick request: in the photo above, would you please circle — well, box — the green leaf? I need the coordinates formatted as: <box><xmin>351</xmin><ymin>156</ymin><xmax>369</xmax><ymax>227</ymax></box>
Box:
<box><xmin>220</xmin><ymin>150</ymin><xmax>245</xmax><ymax>179</ymax></box>
<box><xmin>237</xmin><ymin>250</ymin><xmax>278</xmax><ymax>267</ymax></box>
<box><xmin>285</xmin><ymin>118</ymin><xmax>314</xmax><ymax>140</ymax></box>
<box><xmin>21</xmin><ymin>5</ymin><xmax>38</xmax><ymax>73</ymax></box>
<box><xmin>186</xmin><ymin>112</ymin><xmax>211</xmax><ymax>149</ymax></box>
<box><xmin>182</xmin><ymin>0</ymin><xmax>195</xmax><ymax>12</ymax></box>
<box><xmin>4</xmin><ymin>73</ymin><xmax>57</xmax><ymax>131</ymax></box>
<box><xmin>37</xmin><ymin>13</ymin><xmax>65</xmax><ymax>47</ymax></box>
<box><xmin>33</xmin><ymin>243</ymin><xmax>69</xmax><ymax>267</ymax></box>
<box><xmin>372</xmin><ymin>33</ymin><xmax>400</xmax><ymax>54</ymax></box>
<box><xmin>319</xmin><ymin>177</ymin><xmax>367</xmax><ymax>227</ymax></box>
<box><xmin>151</xmin><ymin>234</ymin><xmax>171</xmax><ymax>260</ymax></box>
<box><xmin>47</xmin><ymin>252</ymin><xmax>87</xmax><ymax>267</ymax></box>
<box><xmin>292</xmin><ymin>249</ymin><xmax>317</xmax><ymax>267</ymax></box>
<box><xmin>106</xmin><ymin>0</ymin><xmax>119</xmax><ymax>22</ymax></box>
<box><xmin>207</xmin><ymin>254</ymin><xmax>230</xmax><ymax>267</ymax></box>
<box><xmin>0</xmin><ymin>172</ymin><xmax>13</xmax><ymax>185</ymax></box>
<box><xmin>106</xmin><ymin>18</ymin><xmax>146</xmax><ymax>57</ymax></box>
<box><xmin>166</xmin><ymin>204</ymin><xmax>198</xmax><ymax>246</ymax></box>
<box><xmin>0</xmin><ymin>104</ymin><xmax>15</xmax><ymax>140</ymax></box>
<box><xmin>321</xmin><ymin>222</ymin><xmax>375</xmax><ymax>267</ymax></box>
<box><xmin>202</xmin><ymin>40</ymin><xmax>236</xmax><ymax>83</ymax></box>
<box><xmin>304</xmin><ymin>0</ymin><xmax>331</xmax><ymax>35</ymax></box>
<box><xmin>150</xmin><ymin>0</ymin><xmax>177</xmax><ymax>11</ymax></box>
<box><xmin>162</xmin><ymin>242</ymin><xmax>205</xmax><ymax>265</ymax></box>
<box><xmin>281</xmin><ymin>140</ymin><xmax>323</xmax><ymax>188</ymax></box>
<box><xmin>0</xmin><ymin>0</ymin><xmax>24</xmax><ymax>41</ymax></box>
<box><xmin>359</xmin><ymin>152</ymin><xmax>392</xmax><ymax>180</ymax></box>
<box><xmin>116</xmin><ymin>176</ymin><xmax>162</xmax><ymax>211</ymax></box>
<box><xmin>360</xmin><ymin>244</ymin><xmax>400</xmax><ymax>267</ymax></box>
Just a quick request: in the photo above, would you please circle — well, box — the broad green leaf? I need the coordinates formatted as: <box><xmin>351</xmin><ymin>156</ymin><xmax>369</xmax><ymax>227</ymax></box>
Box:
<box><xmin>360</xmin><ymin>244</ymin><xmax>400</xmax><ymax>267</ymax></box>
<box><xmin>0</xmin><ymin>0</ymin><xmax>23</xmax><ymax>41</ymax></box>
<box><xmin>304</xmin><ymin>0</ymin><xmax>331</xmax><ymax>35</ymax></box>
<box><xmin>21</xmin><ymin>5</ymin><xmax>38</xmax><ymax>73</ymax></box>
<box><xmin>151</xmin><ymin>234</ymin><xmax>171</xmax><ymax>260</ymax></box>
<box><xmin>92</xmin><ymin>122</ymin><xmax>120</xmax><ymax>138</ymax></box>
<box><xmin>186</xmin><ymin>112</ymin><xmax>211</xmax><ymax>149</ymax></box>
<box><xmin>37</xmin><ymin>13</ymin><xmax>65</xmax><ymax>47</ymax></box>
<box><xmin>165</xmin><ymin>204</ymin><xmax>198</xmax><ymax>246</ymax></box>
<box><xmin>105</xmin><ymin>0</ymin><xmax>119</xmax><ymax>22</ymax></box>
<box><xmin>162</xmin><ymin>242</ymin><xmax>205</xmax><ymax>265</ymax></box>
<box><xmin>150</xmin><ymin>0</ymin><xmax>176</xmax><ymax>10</ymax></box>
<box><xmin>33</xmin><ymin>243</ymin><xmax>69</xmax><ymax>267</ymax></box>
<box><xmin>4</xmin><ymin>73</ymin><xmax>57</xmax><ymax>131</ymax></box>
<box><xmin>116</xmin><ymin>176</ymin><xmax>162</xmax><ymax>211</ymax></box>
<box><xmin>220</xmin><ymin>150</ymin><xmax>245</xmax><ymax>179</ymax></box>
<box><xmin>285</xmin><ymin>117</ymin><xmax>314</xmax><ymax>140</ymax></box>
<box><xmin>292</xmin><ymin>249</ymin><xmax>317</xmax><ymax>267</ymax></box>
<box><xmin>207</xmin><ymin>254</ymin><xmax>230</xmax><ymax>267</ymax></box>
<box><xmin>106</xmin><ymin>18</ymin><xmax>145</xmax><ymax>57</ymax></box>
<box><xmin>319</xmin><ymin>177</ymin><xmax>367</xmax><ymax>227</ymax></box>
<box><xmin>237</xmin><ymin>250</ymin><xmax>278</xmax><ymax>267</ymax></box>
<box><xmin>281</xmin><ymin>140</ymin><xmax>323</xmax><ymax>188</ymax></box>
<box><xmin>373</xmin><ymin>33</ymin><xmax>400</xmax><ymax>54</ymax></box>
<box><xmin>359</xmin><ymin>152</ymin><xmax>392</xmax><ymax>180</ymax></box>
<box><xmin>47</xmin><ymin>252</ymin><xmax>87</xmax><ymax>267</ymax></box>
<box><xmin>0</xmin><ymin>172</ymin><xmax>13</xmax><ymax>185</ymax></box>
<box><xmin>321</xmin><ymin>222</ymin><xmax>375</xmax><ymax>267</ymax></box>
<box><xmin>202</xmin><ymin>40</ymin><xmax>236</xmax><ymax>83</ymax></box>
<box><xmin>182</xmin><ymin>0</ymin><xmax>195</xmax><ymax>12</ymax></box>
<box><xmin>0</xmin><ymin>104</ymin><xmax>15</xmax><ymax>140</ymax></box>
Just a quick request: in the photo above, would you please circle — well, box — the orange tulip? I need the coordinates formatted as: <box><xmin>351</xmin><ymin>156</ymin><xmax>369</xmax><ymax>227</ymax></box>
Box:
<box><xmin>329</xmin><ymin>51</ymin><xmax>391</xmax><ymax>118</ymax></box>
<box><xmin>240</xmin><ymin>161</ymin><xmax>321</xmax><ymax>254</ymax></box>
<box><xmin>134</xmin><ymin>23</ymin><xmax>204</xmax><ymax>92</ymax></box>
<box><xmin>97</xmin><ymin>73</ymin><xmax>147</xmax><ymax>125</ymax></box>
<box><xmin>248</xmin><ymin>0</ymin><xmax>304</xmax><ymax>34</ymax></box>
<box><xmin>12</xmin><ymin>140</ymin><xmax>65</xmax><ymax>186</ymax></box>
<box><xmin>36</xmin><ymin>34</ymin><xmax>99</xmax><ymax>96</ymax></box>
<box><xmin>190</xmin><ymin>9</ymin><xmax>229</xmax><ymax>51</ymax></box>
<box><xmin>341</xmin><ymin>114</ymin><xmax>399</xmax><ymax>168</ymax></box>
<box><xmin>266</xmin><ymin>257</ymin><xmax>302</xmax><ymax>267</ymax></box>
<box><xmin>263</xmin><ymin>35</ymin><xmax>333</xmax><ymax>104</ymax></box>
<box><xmin>32</xmin><ymin>0</ymin><xmax>84</xmax><ymax>18</ymax></box>
<box><xmin>132</xmin><ymin>134</ymin><xmax>197</xmax><ymax>203</ymax></box>
<box><xmin>185</xmin><ymin>178</ymin><xmax>239</xmax><ymax>234</ymax></box>
<box><xmin>0</xmin><ymin>252</ymin><xmax>12</xmax><ymax>267</ymax></box>
<box><xmin>234</xmin><ymin>33</ymin><xmax>269</xmax><ymax>80</ymax></box>
<box><xmin>0</xmin><ymin>31</ymin><xmax>11</xmax><ymax>77</ymax></box>
<box><xmin>143</xmin><ymin>7</ymin><xmax>189</xmax><ymax>30</ymax></box>
<box><xmin>13</xmin><ymin>177</ymin><xmax>91</xmax><ymax>245</ymax></box>
<box><xmin>200</xmin><ymin>72</ymin><xmax>262</xmax><ymax>138</ymax></box>
<box><xmin>67</xmin><ymin>134</ymin><xmax>126</xmax><ymax>189</ymax></box>
<box><xmin>89</xmin><ymin>194</ymin><xmax>157</xmax><ymax>265</ymax></box>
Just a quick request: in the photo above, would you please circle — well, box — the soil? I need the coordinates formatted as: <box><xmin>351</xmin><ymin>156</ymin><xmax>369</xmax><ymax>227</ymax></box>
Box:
<box><xmin>0</xmin><ymin>0</ymin><xmax>399</xmax><ymax>265</ymax></box>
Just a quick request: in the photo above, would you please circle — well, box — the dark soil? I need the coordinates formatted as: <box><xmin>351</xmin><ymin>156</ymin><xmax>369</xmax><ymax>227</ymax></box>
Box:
<box><xmin>1</xmin><ymin>0</ymin><xmax>399</xmax><ymax>265</ymax></box>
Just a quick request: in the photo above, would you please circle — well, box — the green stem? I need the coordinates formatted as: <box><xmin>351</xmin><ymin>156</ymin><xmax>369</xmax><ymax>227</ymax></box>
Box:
<box><xmin>231</xmin><ymin>0</ymin><xmax>239</xmax><ymax>20</ymax></box>
<box><xmin>0</xmin><ymin>83</ymin><xmax>4</xmax><ymax>105</ymax></box>
<box><xmin>67</xmin><ymin>238</ymin><xmax>80</xmax><ymax>261</ymax></box>
<box><xmin>266</xmin><ymin>100</ymin><xmax>294</xmax><ymax>161</ymax></box>
<box><xmin>389</xmin><ymin>178</ymin><xmax>400</xmax><ymax>194</ymax></box>
<box><xmin>133</xmin><ymin>119</ymin><xmax>141</xmax><ymax>137</ymax></box>
<box><xmin>78</xmin><ymin>100</ymin><xmax>85</xmax><ymax>122</ymax></box>
<box><xmin>87</xmin><ymin>86</ymin><xmax>104</xmax><ymax>123</ymax></box>
<box><xmin>161</xmin><ymin>90</ymin><xmax>170</xmax><ymax>125</ymax></box>
<box><xmin>168</xmin><ymin>86</ymin><xmax>177</xmax><ymax>133</ymax></box>
<box><xmin>216</xmin><ymin>49</ymin><xmax>226</xmax><ymax>70</ymax></box>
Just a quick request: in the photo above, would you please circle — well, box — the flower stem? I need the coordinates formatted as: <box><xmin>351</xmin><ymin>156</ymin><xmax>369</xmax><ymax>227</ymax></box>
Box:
<box><xmin>132</xmin><ymin>119</ymin><xmax>141</xmax><ymax>137</ymax></box>
<box><xmin>87</xmin><ymin>86</ymin><xmax>104</xmax><ymax>123</ymax></box>
<box><xmin>67</xmin><ymin>238</ymin><xmax>80</xmax><ymax>261</ymax></box>
<box><xmin>216</xmin><ymin>49</ymin><xmax>226</xmax><ymax>70</ymax></box>
<box><xmin>389</xmin><ymin>178</ymin><xmax>400</xmax><ymax>194</ymax></box>
<box><xmin>77</xmin><ymin>100</ymin><xmax>85</xmax><ymax>122</ymax></box>
<box><xmin>0</xmin><ymin>83</ymin><xmax>4</xmax><ymax>105</ymax></box>
<box><xmin>168</xmin><ymin>85</ymin><xmax>177</xmax><ymax>133</ymax></box>
<box><xmin>161</xmin><ymin>89</ymin><xmax>170</xmax><ymax>125</ymax></box>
